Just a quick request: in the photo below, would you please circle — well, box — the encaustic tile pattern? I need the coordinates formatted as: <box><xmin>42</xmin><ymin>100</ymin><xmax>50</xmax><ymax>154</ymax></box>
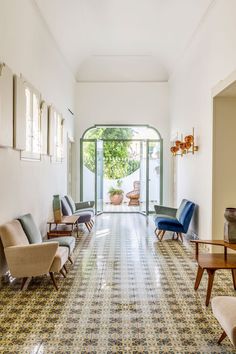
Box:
<box><xmin>0</xmin><ymin>214</ymin><xmax>236</xmax><ymax>353</ymax></box>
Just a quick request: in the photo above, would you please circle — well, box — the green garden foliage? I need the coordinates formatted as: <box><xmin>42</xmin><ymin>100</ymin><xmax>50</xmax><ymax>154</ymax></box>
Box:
<box><xmin>83</xmin><ymin>128</ymin><xmax>140</xmax><ymax>179</ymax></box>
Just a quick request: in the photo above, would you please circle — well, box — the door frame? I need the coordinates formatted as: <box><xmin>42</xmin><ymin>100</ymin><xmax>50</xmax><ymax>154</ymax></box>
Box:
<box><xmin>80</xmin><ymin>126</ymin><xmax>163</xmax><ymax>215</ymax></box>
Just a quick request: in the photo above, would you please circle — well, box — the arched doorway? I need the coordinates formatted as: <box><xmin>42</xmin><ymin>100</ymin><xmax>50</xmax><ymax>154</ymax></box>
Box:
<box><xmin>80</xmin><ymin>125</ymin><xmax>163</xmax><ymax>214</ymax></box>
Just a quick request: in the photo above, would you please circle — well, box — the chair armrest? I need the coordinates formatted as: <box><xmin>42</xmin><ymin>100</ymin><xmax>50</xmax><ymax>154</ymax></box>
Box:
<box><xmin>75</xmin><ymin>201</ymin><xmax>95</xmax><ymax>210</ymax></box>
<box><xmin>154</xmin><ymin>205</ymin><xmax>177</xmax><ymax>217</ymax></box>
<box><xmin>5</xmin><ymin>242</ymin><xmax>58</xmax><ymax>277</ymax></box>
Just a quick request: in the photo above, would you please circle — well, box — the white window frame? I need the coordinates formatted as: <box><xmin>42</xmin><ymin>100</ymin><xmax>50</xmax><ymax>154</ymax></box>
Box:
<box><xmin>21</xmin><ymin>82</ymin><xmax>41</xmax><ymax>161</ymax></box>
<box><xmin>49</xmin><ymin>106</ymin><xmax>64</xmax><ymax>163</ymax></box>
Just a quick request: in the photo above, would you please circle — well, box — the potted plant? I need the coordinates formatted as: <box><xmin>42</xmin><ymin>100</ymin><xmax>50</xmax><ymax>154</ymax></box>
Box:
<box><xmin>109</xmin><ymin>179</ymin><xmax>124</xmax><ymax>205</ymax></box>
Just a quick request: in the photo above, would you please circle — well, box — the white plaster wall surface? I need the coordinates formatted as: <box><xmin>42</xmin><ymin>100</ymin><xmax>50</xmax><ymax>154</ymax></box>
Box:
<box><xmin>76</xmin><ymin>82</ymin><xmax>170</xmax><ymax>204</ymax></box>
<box><xmin>0</xmin><ymin>1</ymin><xmax>75</xmax><ymax>233</ymax></box>
<box><xmin>169</xmin><ymin>0</ymin><xmax>236</xmax><ymax>239</ymax></box>
<box><xmin>83</xmin><ymin>159</ymin><xmax>160</xmax><ymax>204</ymax></box>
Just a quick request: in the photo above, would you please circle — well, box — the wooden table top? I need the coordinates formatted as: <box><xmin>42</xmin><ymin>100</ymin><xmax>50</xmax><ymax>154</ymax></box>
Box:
<box><xmin>47</xmin><ymin>215</ymin><xmax>80</xmax><ymax>224</ymax></box>
<box><xmin>191</xmin><ymin>239</ymin><xmax>236</xmax><ymax>251</ymax></box>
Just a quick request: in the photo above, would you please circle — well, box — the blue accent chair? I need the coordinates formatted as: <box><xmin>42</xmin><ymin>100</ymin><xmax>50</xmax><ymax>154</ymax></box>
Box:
<box><xmin>154</xmin><ymin>200</ymin><xmax>195</xmax><ymax>241</ymax></box>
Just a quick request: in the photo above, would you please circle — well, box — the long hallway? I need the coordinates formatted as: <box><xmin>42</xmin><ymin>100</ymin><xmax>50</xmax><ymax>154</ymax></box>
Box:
<box><xmin>0</xmin><ymin>214</ymin><xmax>235</xmax><ymax>353</ymax></box>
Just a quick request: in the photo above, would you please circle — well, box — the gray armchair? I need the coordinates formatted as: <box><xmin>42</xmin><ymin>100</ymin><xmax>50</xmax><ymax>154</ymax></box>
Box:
<box><xmin>0</xmin><ymin>220</ymin><xmax>69</xmax><ymax>290</ymax></box>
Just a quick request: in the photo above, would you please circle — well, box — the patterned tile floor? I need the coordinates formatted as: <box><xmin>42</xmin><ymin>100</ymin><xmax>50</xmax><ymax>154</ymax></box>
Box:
<box><xmin>0</xmin><ymin>214</ymin><xmax>236</xmax><ymax>353</ymax></box>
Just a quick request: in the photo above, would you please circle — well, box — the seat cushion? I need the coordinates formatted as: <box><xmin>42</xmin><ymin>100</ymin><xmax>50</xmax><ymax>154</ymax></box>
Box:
<box><xmin>61</xmin><ymin>197</ymin><xmax>73</xmax><ymax>216</ymax></box>
<box><xmin>212</xmin><ymin>296</ymin><xmax>236</xmax><ymax>346</ymax></box>
<box><xmin>155</xmin><ymin>217</ymin><xmax>184</xmax><ymax>232</ymax></box>
<box><xmin>0</xmin><ymin>220</ymin><xmax>29</xmax><ymax>248</ymax></box>
<box><xmin>44</xmin><ymin>236</ymin><xmax>75</xmax><ymax>254</ymax></box>
<box><xmin>50</xmin><ymin>246</ymin><xmax>69</xmax><ymax>272</ymax></box>
<box><xmin>74</xmin><ymin>211</ymin><xmax>92</xmax><ymax>223</ymax></box>
<box><xmin>18</xmin><ymin>214</ymin><xmax>42</xmax><ymax>244</ymax></box>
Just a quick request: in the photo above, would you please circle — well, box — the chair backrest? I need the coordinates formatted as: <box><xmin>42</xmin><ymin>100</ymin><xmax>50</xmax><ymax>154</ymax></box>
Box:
<box><xmin>0</xmin><ymin>220</ymin><xmax>29</xmax><ymax>248</ymax></box>
<box><xmin>176</xmin><ymin>199</ymin><xmax>189</xmax><ymax>219</ymax></box>
<box><xmin>65</xmin><ymin>195</ymin><xmax>76</xmax><ymax>213</ymax></box>
<box><xmin>61</xmin><ymin>197</ymin><xmax>73</xmax><ymax>216</ymax></box>
<box><xmin>133</xmin><ymin>181</ymin><xmax>140</xmax><ymax>191</ymax></box>
<box><xmin>177</xmin><ymin>201</ymin><xmax>195</xmax><ymax>233</ymax></box>
<box><xmin>18</xmin><ymin>214</ymin><xmax>42</xmax><ymax>244</ymax></box>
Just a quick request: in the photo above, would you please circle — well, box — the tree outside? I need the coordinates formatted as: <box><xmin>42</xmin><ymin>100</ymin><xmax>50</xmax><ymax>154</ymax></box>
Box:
<box><xmin>83</xmin><ymin>127</ymin><xmax>140</xmax><ymax>179</ymax></box>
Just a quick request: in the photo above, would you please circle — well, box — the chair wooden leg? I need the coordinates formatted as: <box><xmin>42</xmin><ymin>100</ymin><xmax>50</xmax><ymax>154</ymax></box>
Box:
<box><xmin>218</xmin><ymin>330</ymin><xmax>227</xmax><ymax>345</ymax></box>
<box><xmin>68</xmin><ymin>256</ymin><xmax>74</xmax><ymax>264</ymax></box>
<box><xmin>206</xmin><ymin>269</ymin><xmax>216</xmax><ymax>306</ymax></box>
<box><xmin>60</xmin><ymin>269</ymin><xmax>67</xmax><ymax>278</ymax></box>
<box><xmin>85</xmin><ymin>223</ymin><xmax>91</xmax><ymax>232</ymax></box>
<box><xmin>232</xmin><ymin>269</ymin><xmax>236</xmax><ymax>290</ymax></box>
<box><xmin>63</xmin><ymin>264</ymin><xmax>68</xmax><ymax>273</ymax></box>
<box><xmin>160</xmin><ymin>230</ymin><xmax>166</xmax><ymax>241</ymax></box>
<box><xmin>172</xmin><ymin>232</ymin><xmax>177</xmax><ymax>240</ymax></box>
<box><xmin>194</xmin><ymin>266</ymin><xmax>204</xmax><ymax>290</ymax></box>
<box><xmin>88</xmin><ymin>221</ymin><xmax>93</xmax><ymax>229</ymax></box>
<box><xmin>155</xmin><ymin>229</ymin><xmax>162</xmax><ymax>240</ymax></box>
<box><xmin>50</xmin><ymin>272</ymin><xmax>58</xmax><ymax>290</ymax></box>
<box><xmin>178</xmin><ymin>233</ymin><xmax>183</xmax><ymax>242</ymax></box>
<box><xmin>21</xmin><ymin>277</ymin><xmax>28</xmax><ymax>290</ymax></box>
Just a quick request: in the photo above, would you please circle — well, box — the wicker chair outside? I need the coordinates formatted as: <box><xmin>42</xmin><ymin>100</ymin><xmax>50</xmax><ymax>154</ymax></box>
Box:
<box><xmin>126</xmin><ymin>181</ymin><xmax>140</xmax><ymax>206</ymax></box>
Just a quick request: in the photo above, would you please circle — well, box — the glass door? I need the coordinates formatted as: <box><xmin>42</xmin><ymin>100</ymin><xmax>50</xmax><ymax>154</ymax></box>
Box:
<box><xmin>80</xmin><ymin>139</ymin><xmax>96</xmax><ymax>203</ymax></box>
<box><xmin>139</xmin><ymin>140</ymin><xmax>148</xmax><ymax>214</ymax></box>
<box><xmin>147</xmin><ymin>140</ymin><xmax>162</xmax><ymax>213</ymax></box>
<box><xmin>96</xmin><ymin>140</ymin><xmax>104</xmax><ymax>214</ymax></box>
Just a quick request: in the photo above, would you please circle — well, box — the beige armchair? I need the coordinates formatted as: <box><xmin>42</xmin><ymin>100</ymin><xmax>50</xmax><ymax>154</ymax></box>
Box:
<box><xmin>0</xmin><ymin>220</ymin><xmax>69</xmax><ymax>290</ymax></box>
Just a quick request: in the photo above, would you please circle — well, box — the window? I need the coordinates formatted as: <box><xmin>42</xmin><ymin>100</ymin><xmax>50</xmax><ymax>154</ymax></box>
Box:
<box><xmin>54</xmin><ymin>110</ymin><xmax>63</xmax><ymax>162</ymax></box>
<box><xmin>48</xmin><ymin>105</ymin><xmax>64</xmax><ymax>163</ymax></box>
<box><xmin>21</xmin><ymin>84</ymin><xmax>41</xmax><ymax>160</ymax></box>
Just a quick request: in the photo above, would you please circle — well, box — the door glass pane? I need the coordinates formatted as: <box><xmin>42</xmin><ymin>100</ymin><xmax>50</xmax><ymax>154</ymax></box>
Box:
<box><xmin>139</xmin><ymin>141</ymin><xmax>147</xmax><ymax>214</ymax></box>
<box><xmin>82</xmin><ymin>141</ymin><xmax>95</xmax><ymax>202</ymax></box>
<box><xmin>96</xmin><ymin>140</ymin><xmax>103</xmax><ymax>214</ymax></box>
<box><xmin>148</xmin><ymin>141</ymin><xmax>161</xmax><ymax>212</ymax></box>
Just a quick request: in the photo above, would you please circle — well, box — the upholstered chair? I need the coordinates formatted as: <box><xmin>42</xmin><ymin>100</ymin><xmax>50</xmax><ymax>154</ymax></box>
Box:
<box><xmin>212</xmin><ymin>296</ymin><xmax>236</xmax><ymax>346</ymax></box>
<box><xmin>18</xmin><ymin>213</ymin><xmax>75</xmax><ymax>264</ymax></box>
<box><xmin>65</xmin><ymin>195</ymin><xmax>95</xmax><ymax>215</ymax></box>
<box><xmin>154</xmin><ymin>200</ymin><xmax>195</xmax><ymax>241</ymax></box>
<box><xmin>0</xmin><ymin>220</ymin><xmax>69</xmax><ymax>290</ymax></box>
<box><xmin>61</xmin><ymin>196</ymin><xmax>94</xmax><ymax>232</ymax></box>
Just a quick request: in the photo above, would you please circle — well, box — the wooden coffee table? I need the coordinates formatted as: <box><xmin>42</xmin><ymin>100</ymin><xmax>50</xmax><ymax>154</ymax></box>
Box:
<box><xmin>47</xmin><ymin>215</ymin><xmax>80</xmax><ymax>238</ymax></box>
<box><xmin>191</xmin><ymin>240</ymin><xmax>236</xmax><ymax>306</ymax></box>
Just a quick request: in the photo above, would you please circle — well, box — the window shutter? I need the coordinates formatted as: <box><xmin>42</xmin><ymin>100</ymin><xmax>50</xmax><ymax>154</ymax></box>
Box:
<box><xmin>40</xmin><ymin>101</ymin><xmax>48</xmax><ymax>155</ymax></box>
<box><xmin>48</xmin><ymin>105</ymin><xmax>55</xmax><ymax>156</ymax></box>
<box><xmin>13</xmin><ymin>75</ymin><xmax>26</xmax><ymax>150</ymax></box>
<box><xmin>0</xmin><ymin>63</ymin><xmax>13</xmax><ymax>147</ymax></box>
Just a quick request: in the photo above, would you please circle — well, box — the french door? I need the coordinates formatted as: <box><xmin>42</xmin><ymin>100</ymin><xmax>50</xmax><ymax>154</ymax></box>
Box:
<box><xmin>80</xmin><ymin>138</ymin><xmax>162</xmax><ymax>215</ymax></box>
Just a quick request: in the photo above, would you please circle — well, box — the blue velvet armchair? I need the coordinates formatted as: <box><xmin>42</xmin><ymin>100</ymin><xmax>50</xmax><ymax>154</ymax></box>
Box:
<box><xmin>154</xmin><ymin>200</ymin><xmax>195</xmax><ymax>241</ymax></box>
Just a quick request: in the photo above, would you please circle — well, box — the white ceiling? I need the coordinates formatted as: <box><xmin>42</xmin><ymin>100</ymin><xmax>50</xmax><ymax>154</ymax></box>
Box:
<box><xmin>35</xmin><ymin>0</ymin><xmax>213</xmax><ymax>82</ymax></box>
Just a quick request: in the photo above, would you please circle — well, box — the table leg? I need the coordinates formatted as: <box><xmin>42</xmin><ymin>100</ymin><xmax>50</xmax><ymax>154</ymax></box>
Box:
<box><xmin>194</xmin><ymin>266</ymin><xmax>204</xmax><ymax>290</ymax></box>
<box><xmin>232</xmin><ymin>269</ymin><xmax>236</xmax><ymax>290</ymax></box>
<box><xmin>206</xmin><ymin>269</ymin><xmax>215</xmax><ymax>306</ymax></box>
<box><xmin>76</xmin><ymin>220</ymin><xmax>79</xmax><ymax>237</ymax></box>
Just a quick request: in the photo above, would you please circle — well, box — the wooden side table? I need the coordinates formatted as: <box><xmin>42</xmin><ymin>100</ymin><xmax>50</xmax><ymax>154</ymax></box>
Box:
<box><xmin>191</xmin><ymin>240</ymin><xmax>236</xmax><ymax>306</ymax></box>
<box><xmin>47</xmin><ymin>215</ymin><xmax>80</xmax><ymax>238</ymax></box>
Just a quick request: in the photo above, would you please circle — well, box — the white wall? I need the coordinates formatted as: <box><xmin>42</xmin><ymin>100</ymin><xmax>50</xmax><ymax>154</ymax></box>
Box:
<box><xmin>169</xmin><ymin>0</ymin><xmax>236</xmax><ymax>239</ymax></box>
<box><xmin>0</xmin><ymin>0</ymin><xmax>76</xmax><ymax>273</ymax></box>
<box><xmin>212</xmin><ymin>97</ymin><xmax>236</xmax><ymax>239</ymax></box>
<box><xmin>75</xmin><ymin>82</ymin><xmax>171</xmax><ymax>204</ymax></box>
